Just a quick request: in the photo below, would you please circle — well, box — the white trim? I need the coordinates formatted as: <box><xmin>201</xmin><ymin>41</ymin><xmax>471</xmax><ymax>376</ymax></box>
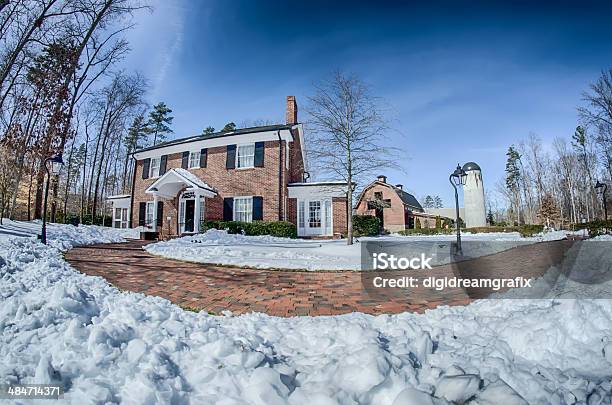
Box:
<box><xmin>145</xmin><ymin>169</ymin><xmax>216</xmax><ymax>198</ymax></box>
<box><xmin>188</xmin><ymin>150</ymin><xmax>201</xmax><ymax>169</ymax></box>
<box><xmin>133</xmin><ymin>129</ymin><xmax>294</xmax><ymax>160</ymax></box>
<box><xmin>288</xmin><ymin>183</ymin><xmax>346</xmax><ymax>200</ymax></box>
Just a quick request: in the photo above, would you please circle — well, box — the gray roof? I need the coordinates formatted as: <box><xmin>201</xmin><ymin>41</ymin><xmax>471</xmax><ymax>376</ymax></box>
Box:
<box><xmin>462</xmin><ymin>161</ymin><xmax>481</xmax><ymax>171</ymax></box>
<box><xmin>395</xmin><ymin>188</ymin><xmax>424</xmax><ymax>212</ymax></box>
<box><xmin>134</xmin><ymin>123</ymin><xmax>296</xmax><ymax>154</ymax></box>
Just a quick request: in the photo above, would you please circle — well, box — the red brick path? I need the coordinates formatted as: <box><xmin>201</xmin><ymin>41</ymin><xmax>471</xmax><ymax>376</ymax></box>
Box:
<box><xmin>64</xmin><ymin>240</ymin><xmax>573</xmax><ymax>317</ymax></box>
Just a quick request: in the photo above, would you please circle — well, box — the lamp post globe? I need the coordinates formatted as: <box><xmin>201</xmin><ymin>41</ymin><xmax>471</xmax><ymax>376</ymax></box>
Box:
<box><xmin>449</xmin><ymin>164</ymin><xmax>467</xmax><ymax>255</ymax></box>
<box><xmin>40</xmin><ymin>154</ymin><xmax>64</xmax><ymax>244</ymax></box>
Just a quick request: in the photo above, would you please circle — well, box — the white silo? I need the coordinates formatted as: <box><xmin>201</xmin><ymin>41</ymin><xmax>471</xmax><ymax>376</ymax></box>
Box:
<box><xmin>462</xmin><ymin>162</ymin><xmax>486</xmax><ymax>227</ymax></box>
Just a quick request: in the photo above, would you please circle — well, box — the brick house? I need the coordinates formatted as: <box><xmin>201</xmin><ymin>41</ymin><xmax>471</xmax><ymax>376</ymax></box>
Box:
<box><xmin>108</xmin><ymin>97</ymin><xmax>349</xmax><ymax>238</ymax></box>
<box><xmin>354</xmin><ymin>175</ymin><xmax>441</xmax><ymax>232</ymax></box>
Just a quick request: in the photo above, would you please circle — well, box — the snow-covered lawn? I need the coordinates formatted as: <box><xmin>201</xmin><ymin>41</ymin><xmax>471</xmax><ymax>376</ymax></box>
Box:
<box><xmin>144</xmin><ymin>229</ymin><xmax>573</xmax><ymax>271</ymax></box>
<box><xmin>1</xmin><ymin>221</ymin><xmax>612</xmax><ymax>403</ymax></box>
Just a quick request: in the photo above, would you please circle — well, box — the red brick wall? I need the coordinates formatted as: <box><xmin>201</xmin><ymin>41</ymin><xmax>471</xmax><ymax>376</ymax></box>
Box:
<box><xmin>287</xmin><ymin>197</ymin><xmax>297</xmax><ymax>225</ymax></box>
<box><xmin>332</xmin><ymin>197</ymin><xmax>348</xmax><ymax>236</ymax></box>
<box><xmin>131</xmin><ymin>140</ymin><xmax>286</xmax><ymax>235</ymax></box>
<box><xmin>355</xmin><ymin>182</ymin><xmax>408</xmax><ymax>232</ymax></box>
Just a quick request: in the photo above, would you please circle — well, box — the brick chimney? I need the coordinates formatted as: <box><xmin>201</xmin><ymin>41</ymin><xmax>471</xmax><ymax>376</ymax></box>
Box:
<box><xmin>377</xmin><ymin>175</ymin><xmax>387</xmax><ymax>183</ymax></box>
<box><xmin>395</xmin><ymin>184</ymin><xmax>403</xmax><ymax>190</ymax></box>
<box><xmin>286</xmin><ymin>96</ymin><xmax>298</xmax><ymax>124</ymax></box>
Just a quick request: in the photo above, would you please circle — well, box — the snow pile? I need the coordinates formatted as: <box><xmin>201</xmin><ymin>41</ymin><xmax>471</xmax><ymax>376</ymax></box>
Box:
<box><xmin>146</xmin><ymin>229</ymin><xmax>363</xmax><ymax>270</ymax></box>
<box><xmin>0</xmin><ymin>219</ymin><xmax>137</xmax><ymax>250</ymax></box>
<box><xmin>2</xmin><ymin>232</ymin><xmax>612</xmax><ymax>403</ymax></box>
<box><xmin>145</xmin><ymin>229</ymin><xmax>570</xmax><ymax>271</ymax></box>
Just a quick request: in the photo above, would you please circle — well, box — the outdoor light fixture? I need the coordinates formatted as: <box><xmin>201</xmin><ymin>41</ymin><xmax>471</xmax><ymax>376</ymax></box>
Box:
<box><xmin>595</xmin><ymin>181</ymin><xmax>608</xmax><ymax>221</ymax></box>
<box><xmin>449</xmin><ymin>164</ymin><xmax>467</xmax><ymax>255</ymax></box>
<box><xmin>40</xmin><ymin>154</ymin><xmax>64</xmax><ymax>245</ymax></box>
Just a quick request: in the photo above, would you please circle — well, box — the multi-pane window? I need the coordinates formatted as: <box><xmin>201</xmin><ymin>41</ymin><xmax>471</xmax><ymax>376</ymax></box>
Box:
<box><xmin>236</xmin><ymin>144</ymin><xmax>255</xmax><ymax>168</ymax></box>
<box><xmin>324</xmin><ymin>199</ymin><xmax>332</xmax><ymax>234</ymax></box>
<box><xmin>199</xmin><ymin>199</ymin><xmax>206</xmax><ymax>224</ymax></box>
<box><xmin>145</xmin><ymin>201</ymin><xmax>155</xmax><ymax>227</ymax></box>
<box><xmin>234</xmin><ymin>196</ymin><xmax>253</xmax><ymax>222</ymax></box>
<box><xmin>114</xmin><ymin>208</ymin><xmax>122</xmax><ymax>228</ymax></box>
<box><xmin>298</xmin><ymin>201</ymin><xmax>305</xmax><ymax>228</ymax></box>
<box><xmin>188</xmin><ymin>151</ymin><xmax>201</xmax><ymax>169</ymax></box>
<box><xmin>149</xmin><ymin>157</ymin><xmax>161</xmax><ymax>178</ymax></box>
<box><xmin>309</xmin><ymin>201</ymin><xmax>321</xmax><ymax>228</ymax></box>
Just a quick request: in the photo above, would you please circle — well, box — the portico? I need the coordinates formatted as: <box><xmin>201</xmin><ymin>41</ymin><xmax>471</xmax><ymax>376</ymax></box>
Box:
<box><xmin>144</xmin><ymin>168</ymin><xmax>217</xmax><ymax>235</ymax></box>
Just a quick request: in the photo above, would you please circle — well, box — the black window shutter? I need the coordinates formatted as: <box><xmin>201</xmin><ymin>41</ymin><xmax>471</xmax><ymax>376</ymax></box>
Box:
<box><xmin>142</xmin><ymin>159</ymin><xmax>150</xmax><ymax>179</ymax></box>
<box><xmin>226</xmin><ymin>145</ymin><xmax>236</xmax><ymax>169</ymax></box>
<box><xmin>157</xmin><ymin>201</ymin><xmax>164</xmax><ymax>227</ymax></box>
<box><xmin>159</xmin><ymin>155</ymin><xmax>168</xmax><ymax>175</ymax></box>
<box><xmin>223</xmin><ymin>197</ymin><xmax>234</xmax><ymax>221</ymax></box>
<box><xmin>181</xmin><ymin>151</ymin><xmax>189</xmax><ymax>169</ymax></box>
<box><xmin>254</xmin><ymin>142</ymin><xmax>265</xmax><ymax>167</ymax></box>
<box><xmin>200</xmin><ymin>148</ymin><xmax>208</xmax><ymax>168</ymax></box>
<box><xmin>138</xmin><ymin>202</ymin><xmax>146</xmax><ymax>226</ymax></box>
<box><xmin>253</xmin><ymin>196</ymin><xmax>263</xmax><ymax>220</ymax></box>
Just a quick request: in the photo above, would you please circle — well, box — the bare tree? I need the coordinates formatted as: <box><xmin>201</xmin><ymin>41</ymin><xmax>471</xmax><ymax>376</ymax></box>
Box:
<box><xmin>306</xmin><ymin>71</ymin><xmax>400</xmax><ymax>244</ymax></box>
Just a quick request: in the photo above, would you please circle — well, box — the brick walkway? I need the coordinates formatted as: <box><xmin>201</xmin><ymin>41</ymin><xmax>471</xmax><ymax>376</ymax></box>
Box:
<box><xmin>64</xmin><ymin>240</ymin><xmax>573</xmax><ymax>317</ymax></box>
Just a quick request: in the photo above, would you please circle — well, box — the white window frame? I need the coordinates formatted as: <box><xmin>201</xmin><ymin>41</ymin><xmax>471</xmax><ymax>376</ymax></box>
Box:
<box><xmin>188</xmin><ymin>150</ymin><xmax>201</xmax><ymax>169</ymax></box>
<box><xmin>145</xmin><ymin>201</ymin><xmax>155</xmax><ymax>228</ymax></box>
<box><xmin>308</xmin><ymin>201</ymin><xmax>322</xmax><ymax>228</ymax></box>
<box><xmin>233</xmin><ymin>196</ymin><xmax>253</xmax><ymax>222</ymax></box>
<box><xmin>149</xmin><ymin>157</ymin><xmax>161</xmax><ymax>178</ymax></box>
<box><xmin>236</xmin><ymin>143</ymin><xmax>255</xmax><ymax>169</ymax></box>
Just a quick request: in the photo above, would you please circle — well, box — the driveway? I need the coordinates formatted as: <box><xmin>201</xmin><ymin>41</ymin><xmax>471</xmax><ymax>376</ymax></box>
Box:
<box><xmin>65</xmin><ymin>239</ymin><xmax>572</xmax><ymax>316</ymax></box>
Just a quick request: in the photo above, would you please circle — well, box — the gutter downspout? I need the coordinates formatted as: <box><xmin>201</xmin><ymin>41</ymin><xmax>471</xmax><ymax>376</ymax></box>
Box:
<box><xmin>277</xmin><ymin>130</ymin><xmax>283</xmax><ymax>221</ymax></box>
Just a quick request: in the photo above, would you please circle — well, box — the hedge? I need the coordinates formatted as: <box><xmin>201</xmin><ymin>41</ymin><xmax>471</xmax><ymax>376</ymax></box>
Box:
<box><xmin>398</xmin><ymin>225</ymin><xmax>545</xmax><ymax>237</ymax></box>
<box><xmin>352</xmin><ymin>215</ymin><xmax>380</xmax><ymax>236</ymax></box>
<box><xmin>574</xmin><ymin>219</ymin><xmax>612</xmax><ymax>237</ymax></box>
<box><xmin>201</xmin><ymin>220</ymin><xmax>297</xmax><ymax>238</ymax></box>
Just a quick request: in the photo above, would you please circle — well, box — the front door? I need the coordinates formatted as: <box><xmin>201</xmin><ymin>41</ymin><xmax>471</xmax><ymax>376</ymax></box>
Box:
<box><xmin>298</xmin><ymin>199</ymin><xmax>333</xmax><ymax>237</ymax></box>
<box><xmin>184</xmin><ymin>199</ymin><xmax>195</xmax><ymax>233</ymax></box>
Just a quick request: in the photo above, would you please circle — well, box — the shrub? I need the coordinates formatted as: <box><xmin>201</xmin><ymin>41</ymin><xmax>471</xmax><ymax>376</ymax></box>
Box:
<box><xmin>435</xmin><ymin>215</ymin><xmax>441</xmax><ymax>229</ymax></box>
<box><xmin>200</xmin><ymin>220</ymin><xmax>297</xmax><ymax>238</ymax></box>
<box><xmin>398</xmin><ymin>228</ymin><xmax>454</xmax><ymax>236</ymax></box>
<box><xmin>575</xmin><ymin>219</ymin><xmax>612</xmax><ymax>237</ymax></box>
<box><xmin>415</xmin><ymin>218</ymin><xmax>421</xmax><ymax>229</ymax></box>
<box><xmin>517</xmin><ymin>224</ymin><xmax>545</xmax><ymax>237</ymax></box>
<box><xmin>352</xmin><ymin>215</ymin><xmax>380</xmax><ymax>236</ymax></box>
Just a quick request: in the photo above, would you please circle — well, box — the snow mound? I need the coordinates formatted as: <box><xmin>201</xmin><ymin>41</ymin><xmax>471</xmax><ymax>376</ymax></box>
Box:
<box><xmin>1</xmin><ymin>222</ymin><xmax>612</xmax><ymax>403</ymax></box>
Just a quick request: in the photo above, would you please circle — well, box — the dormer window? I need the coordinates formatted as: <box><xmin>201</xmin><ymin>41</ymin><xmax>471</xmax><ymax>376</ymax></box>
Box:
<box><xmin>236</xmin><ymin>143</ymin><xmax>255</xmax><ymax>168</ymax></box>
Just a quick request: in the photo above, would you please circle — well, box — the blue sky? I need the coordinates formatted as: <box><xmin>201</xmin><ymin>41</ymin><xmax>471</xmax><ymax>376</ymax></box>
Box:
<box><xmin>123</xmin><ymin>0</ymin><xmax>612</xmax><ymax>207</ymax></box>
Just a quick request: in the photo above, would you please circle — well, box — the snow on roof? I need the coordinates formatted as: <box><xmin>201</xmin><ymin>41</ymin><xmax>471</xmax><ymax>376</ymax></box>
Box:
<box><xmin>173</xmin><ymin>168</ymin><xmax>216</xmax><ymax>192</ymax></box>
<box><xmin>106</xmin><ymin>194</ymin><xmax>131</xmax><ymax>200</ymax></box>
<box><xmin>288</xmin><ymin>181</ymin><xmax>351</xmax><ymax>186</ymax></box>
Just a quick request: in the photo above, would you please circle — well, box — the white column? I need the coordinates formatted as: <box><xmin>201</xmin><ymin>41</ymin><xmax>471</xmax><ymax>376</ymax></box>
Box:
<box><xmin>153</xmin><ymin>194</ymin><xmax>158</xmax><ymax>232</ymax></box>
<box><xmin>194</xmin><ymin>190</ymin><xmax>201</xmax><ymax>233</ymax></box>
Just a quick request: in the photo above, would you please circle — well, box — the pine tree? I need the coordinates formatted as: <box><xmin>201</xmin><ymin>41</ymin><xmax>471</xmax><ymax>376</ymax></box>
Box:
<box><xmin>422</xmin><ymin>195</ymin><xmax>434</xmax><ymax>208</ymax></box>
<box><xmin>222</xmin><ymin>122</ymin><xmax>236</xmax><ymax>132</ymax></box>
<box><xmin>125</xmin><ymin>115</ymin><xmax>148</xmax><ymax>152</ymax></box>
<box><xmin>147</xmin><ymin>102</ymin><xmax>174</xmax><ymax>145</ymax></box>
<box><xmin>486</xmin><ymin>209</ymin><xmax>495</xmax><ymax>226</ymax></box>
<box><xmin>415</xmin><ymin>218</ymin><xmax>421</xmax><ymax>229</ymax></box>
<box><xmin>505</xmin><ymin>145</ymin><xmax>522</xmax><ymax>224</ymax></box>
<box><xmin>538</xmin><ymin>193</ymin><xmax>561</xmax><ymax>228</ymax></box>
<box><xmin>435</xmin><ymin>215</ymin><xmax>441</xmax><ymax>229</ymax></box>
<box><xmin>434</xmin><ymin>195</ymin><xmax>443</xmax><ymax>208</ymax></box>
<box><xmin>202</xmin><ymin>126</ymin><xmax>215</xmax><ymax>135</ymax></box>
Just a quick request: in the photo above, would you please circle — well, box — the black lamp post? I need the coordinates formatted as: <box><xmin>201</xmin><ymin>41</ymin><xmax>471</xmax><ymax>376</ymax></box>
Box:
<box><xmin>595</xmin><ymin>181</ymin><xmax>608</xmax><ymax>221</ymax></box>
<box><xmin>40</xmin><ymin>153</ymin><xmax>64</xmax><ymax>244</ymax></box>
<box><xmin>449</xmin><ymin>164</ymin><xmax>467</xmax><ymax>255</ymax></box>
